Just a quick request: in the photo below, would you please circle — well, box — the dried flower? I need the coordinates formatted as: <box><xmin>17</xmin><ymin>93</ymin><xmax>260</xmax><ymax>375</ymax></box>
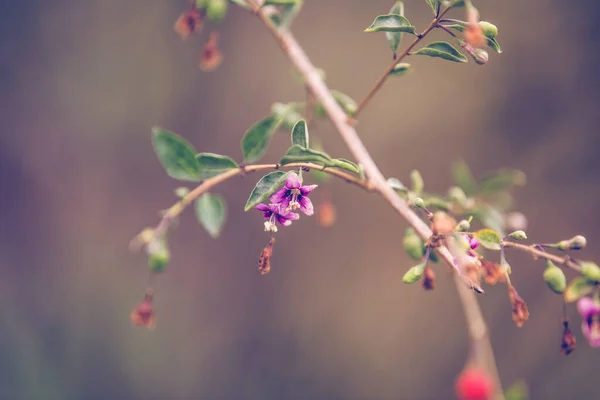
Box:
<box><xmin>508</xmin><ymin>284</ymin><xmax>529</xmax><ymax>327</ymax></box>
<box><xmin>174</xmin><ymin>8</ymin><xmax>203</xmax><ymax>40</ymax></box>
<box><xmin>199</xmin><ymin>32</ymin><xmax>223</xmax><ymax>72</ymax></box>
<box><xmin>480</xmin><ymin>259</ymin><xmax>505</xmax><ymax>286</ymax></box>
<box><xmin>255</xmin><ymin>203</ymin><xmax>299</xmax><ymax>232</ymax></box>
<box><xmin>577</xmin><ymin>296</ymin><xmax>600</xmax><ymax>348</ymax></box>
<box><xmin>455</xmin><ymin>368</ymin><xmax>494</xmax><ymax>400</ymax></box>
<box><xmin>130</xmin><ymin>289</ymin><xmax>156</xmax><ymax>330</ymax></box>
<box><xmin>464</xmin><ymin>5</ymin><xmax>485</xmax><ymax>48</ymax></box>
<box><xmin>270</xmin><ymin>172</ymin><xmax>318</xmax><ymax>215</ymax></box>
<box><xmin>560</xmin><ymin>321</ymin><xmax>576</xmax><ymax>355</ymax></box>
<box><xmin>258</xmin><ymin>237</ymin><xmax>275</xmax><ymax>275</ymax></box>
<box><xmin>316</xmin><ymin>198</ymin><xmax>336</xmax><ymax>227</ymax></box>
<box><xmin>423</xmin><ymin>266</ymin><xmax>436</xmax><ymax>290</ymax></box>
<box><xmin>431</xmin><ymin>211</ymin><xmax>457</xmax><ymax>236</ymax></box>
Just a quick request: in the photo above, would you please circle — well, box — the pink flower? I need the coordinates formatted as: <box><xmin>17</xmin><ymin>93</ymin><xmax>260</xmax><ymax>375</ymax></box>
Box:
<box><xmin>577</xmin><ymin>297</ymin><xmax>600</xmax><ymax>348</ymax></box>
<box><xmin>269</xmin><ymin>172</ymin><xmax>317</xmax><ymax>215</ymax></box>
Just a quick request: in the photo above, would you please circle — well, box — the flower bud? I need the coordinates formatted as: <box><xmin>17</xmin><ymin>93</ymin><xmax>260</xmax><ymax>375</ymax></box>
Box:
<box><xmin>508</xmin><ymin>230</ymin><xmax>527</xmax><ymax>240</ymax></box>
<box><xmin>478</xmin><ymin>21</ymin><xmax>498</xmax><ymax>38</ymax></box>
<box><xmin>568</xmin><ymin>235</ymin><xmax>587</xmax><ymax>250</ymax></box>
<box><xmin>146</xmin><ymin>240</ymin><xmax>169</xmax><ymax>273</ymax></box>
<box><xmin>206</xmin><ymin>0</ymin><xmax>228</xmax><ymax>23</ymax></box>
<box><xmin>543</xmin><ymin>260</ymin><xmax>566</xmax><ymax>294</ymax></box>
<box><xmin>403</xmin><ymin>228</ymin><xmax>424</xmax><ymax>260</ymax></box>
<box><xmin>455</xmin><ymin>368</ymin><xmax>494</xmax><ymax>400</ymax></box>
<box><xmin>470</xmin><ymin>48</ymin><xmax>489</xmax><ymax>65</ymax></box>
<box><xmin>403</xmin><ymin>263</ymin><xmax>425</xmax><ymax>284</ymax></box>
<box><xmin>456</xmin><ymin>219</ymin><xmax>471</xmax><ymax>232</ymax></box>
<box><xmin>413</xmin><ymin>197</ymin><xmax>425</xmax><ymax>209</ymax></box>
<box><xmin>581</xmin><ymin>261</ymin><xmax>600</xmax><ymax>283</ymax></box>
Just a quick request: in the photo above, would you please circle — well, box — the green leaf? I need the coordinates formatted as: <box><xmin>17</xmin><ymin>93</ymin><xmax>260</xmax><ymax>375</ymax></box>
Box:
<box><xmin>263</xmin><ymin>0</ymin><xmax>299</xmax><ymax>5</ymax></box>
<box><xmin>244</xmin><ymin>171</ymin><xmax>290</xmax><ymax>211</ymax></box>
<box><xmin>331</xmin><ymin>90</ymin><xmax>358</xmax><ymax>116</ymax></box>
<box><xmin>423</xmin><ymin>196</ymin><xmax>451</xmax><ymax>211</ymax></box>
<box><xmin>241</xmin><ymin>115</ymin><xmax>283</xmax><ymax>163</ymax></box>
<box><xmin>364</xmin><ymin>14</ymin><xmax>416</xmax><ymax>35</ymax></box>
<box><xmin>390</xmin><ymin>62</ymin><xmax>412</xmax><ymax>77</ymax></box>
<box><xmin>196</xmin><ymin>153</ymin><xmax>239</xmax><ymax>179</ymax></box>
<box><xmin>564</xmin><ymin>277</ymin><xmax>595</xmax><ymax>303</ymax></box>
<box><xmin>479</xmin><ymin>169</ymin><xmax>526</xmax><ymax>194</ymax></box>
<box><xmin>442</xmin><ymin>21</ymin><xmax>503</xmax><ymax>53</ymax></box>
<box><xmin>280</xmin><ymin>144</ymin><xmax>333</xmax><ymax>166</ymax></box>
<box><xmin>425</xmin><ymin>0</ymin><xmax>439</xmax><ymax>14</ymax></box>
<box><xmin>271</xmin><ymin>102</ymin><xmax>304</xmax><ymax>130</ymax></box>
<box><xmin>473</xmin><ymin>229</ymin><xmax>502</xmax><ymax>250</ymax></box>
<box><xmin>410</xmin><ymin>170</ymin><xmax>424</xmax><ymax>194</ymax></box>
<box><xmin>151</xmin><ymin>127</ymin><xmax>201</xmax><ymax>181</ymax></box>
<box><xmin>386</xmin><ymin>2</ymin><xmax>405</xmax><ymax>54</ymax></box>
<box><xmin>228</xmin><ymin>0</ymin><xmax>251</xmax><ymax>10</ymax></box>
<box><xmin>452</xmin><ymin>160</ymin><xmax>477</xmax><ymax>195</ymax></box>
<box><xmin>195</xmin><ymin>193</ymin><xmax>227</xmax><ymax>238</ymax></box>
<box><xmin>413</xmin><ymin>41</ymin><xmax>468</xmax><ymax>63</ymax></box>
<box><xmin>487</xmin><ymin>37</ymin><xmax>502</xmax><ymax>53</ymax></box>
<box><xmin>291</xmin><ymin>120</ymin><xmax>309</xmax><ymax>147</ymax></box>
<box><xmin>280</xmin><ymin>0</ymin><xmax>303</xmax><ymax>28</ymax></box>
<box><xmin>331</xmin><ymin>158</ymin><xmax>360</xmax><ymax>174</ymax></box>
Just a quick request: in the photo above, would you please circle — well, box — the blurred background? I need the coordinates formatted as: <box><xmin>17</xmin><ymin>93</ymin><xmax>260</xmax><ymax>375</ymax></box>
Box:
<box><xmin>1</xmin><ymin>0</ymin><xmax>599</xmax><ymax>398</ymax></box>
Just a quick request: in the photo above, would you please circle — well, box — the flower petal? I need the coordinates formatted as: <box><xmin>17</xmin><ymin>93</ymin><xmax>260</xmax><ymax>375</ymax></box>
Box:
<box><xmin>255</xmin><ymin>204</ymin><xmax>270</xmax><ymax>211</ymax></box>
<box><xmin>298</xmin><ymin>196</ymin><xmax>314</xmax><ymax>216</ymax></box>
<box><xmin>300</xmin><ymin>184</ymin><xmax>318</xmax><ymax>196</ymax></box>
<box><xmin>581</xmin><ymin>321</ymin><xmax>600</xmax><ymax>348</ymax></box>
<box><xmin>286</xmin><ymin>172</ymin><xmax>301</xmax><ymax>189</ymax></box>
<box><xmin>269</xmin><ymin>188</ymin><xmax>289</xmax><ymax>204</ymax></box>
<box><xmin>577</xmin><ymin>297</ymin><xmax>598</xmax><ymax>319</ymax></box>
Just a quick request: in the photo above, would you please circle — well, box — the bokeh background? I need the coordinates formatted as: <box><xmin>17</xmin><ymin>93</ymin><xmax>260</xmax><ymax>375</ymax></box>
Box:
<box><xmin>1</xmin><ymin>0</ymin><xmax>599</xmax><ymax>398</ymax></box>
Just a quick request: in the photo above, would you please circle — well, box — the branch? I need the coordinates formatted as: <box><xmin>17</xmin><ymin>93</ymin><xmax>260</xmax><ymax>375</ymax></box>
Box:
<box><xmin>503</xmin><ymin>241</ymin><xmax>582</xmax><ymax>272</ymax></box>
<box><xmin>354</xmin><ymin>6</ymin><xmax>452</xmax><ymax>117</ymax></box>
<box><xmin>138</xmin><ymin>162</ymin><xmax>371</xmax><ymax>246</ymax></box>
<box><xmin>244</xmin><ymin>1</ymin><xmax>504</xmax><ymax>397</ymax></box>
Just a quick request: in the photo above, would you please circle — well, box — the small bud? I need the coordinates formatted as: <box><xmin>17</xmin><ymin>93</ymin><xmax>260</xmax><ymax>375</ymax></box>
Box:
<box><xmin>508</xmin><ymin>284</ymin><xmax>529</xmax><ymax>327</ymax></box>
<box><xmin>456</xmin><ymin>219</ymin><xmax>471</xmax><ymax>232</ymax></box>
<box><xmin>422</xmin><ymin>266</ymin><xmax>436</xmax><ymax>290</ymax></box>
<box><xmin>316</xmin><ymin>199</ymin><xmax>336</xmax><ymax>228</ymax></box>
<box><xmin>478</xmin><ymin>21</ymin><xmax>498</xmax><ymax>38</ymax></box>
<box><xmin>174</xmin><ymin>186</ymin><xmax>190</xmax><ymax>199</ymax></box>
<box><xmin>568</xmin><ymin>235</ymin><xmax>587</xmax><ymax>250</ymax></box>
<box><xmin>508</xmin><ymin>230</ymin><xmax>527</xmax><ymax>240</ymax></box>
<box><xmin>130</xmin><ymin>289</ymin><xmax>156</xmax><ymax>330</ymax></box>
<box><xmin>471</xmin><ymin>48</ymin><xmax>489</xmax><ymax>65</ymax></box>
<box><xmin>403</xmin><ymin>228</ymin><xmax>425</xmax><ymax>260</ymax></box>
<box><xmin>581</xmin><ymin>261</ymin><xmax>600</xmax><ymax>283</ymax></box>
<box><xmin>432</xmin><ymin>211</ymin><xmax>457</xmax><ymax>235</ymax></box>
<box><xmin>199</xmin><ymin>32</ymin><xmax>223</xmax><ymax>72</ymax></box>
<box><xmin>258</xmin><ymin>237</ymin><xmax>275</xmax><ymax>275</ymax></box>
<box><xmin>174</xmin><ymin>8</ymin><xmax>203</xmax><ymax>40</ymax></box>
<box><xmin>403</xmin><ymin>263</ymin><xmax>426</xmax><ymax>284</ymax></box>
<box><xmin>206</xmin><ymin>0</ymin><xmax>228</xmax><ymax>23</ymax></box>
<box><xmin>560</xmin><ymin>321</ymin><xmax>576</xmax><ymax>355</ymax></box>
<box><xmin>455</xmin><ymin>368</ymin><xmax>494</xmax><ymax>400</ymax></box>
<box><xmin>412</xmin><ymin>197</ymin><xmax>425</xmax><ymax>209</ymax></box>
<box><xmin>543</xmin><ymin>260</ymin><xmax>567</xmax><ymax>294</ymax></box>
<box><xmin>146</xmin><ymin>239</ymin><xmax>169</xmax><ymax>273</ymax></box>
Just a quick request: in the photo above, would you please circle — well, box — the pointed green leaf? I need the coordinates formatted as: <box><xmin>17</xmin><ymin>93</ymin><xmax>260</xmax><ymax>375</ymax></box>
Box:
<box><xmin>564</xmin><ymin>277</ymin><xmax>595</xmax><ymax>303</ymax></box>
<box><xmin>386</xmin><ymin>2</ymin><xmax>405</xmax><ymax>54</ymax></box>
<box><xmin>291</xmin><ymin>120</ymin><xmax>309</xmax><ymax>147</ymax></box>
<box><xmin>364</xmin><ymin>14</ymin><xmax>416</xmax><ymax>35</ymax></box>
<box><xmin>425</xmin><ymin>0</ymin><xmax>439</xmax><ymax>14</ymax></box>
<box><xmin>332</xmin><ymin>158</ymin><xmax>360</xmax><ymax>174</ymax></box>
<box><xmin>271</xmin><ymin>102</ymin><xmax>304</xmax><ymax>130</ymax></box>
<box><xmin>473</xmin><ymin>229</ymin><xmax>502</xmax><ymax>250</ymax></box>
<box><xmin>390</xmin><ymin>62</ymin><xmax>412</xmax><ymax>76</ymax></box>
<box><xmin>195</xmin><ymin>193</ymin><xmax>227</xmax><ymax>238</ymax></box>
<box><xmin>487</xmin><ymin>37</ymin><xmax>502</xmax><ymax>53</ymax></box>
<box><xmin>410</xmin><ymin>170</ymin><xmax>424</xmax><ymax>194</ymax></box>
<box><xmin>263</xmin><ymin>0</ymin><xmax>300</xmax><ymax>5</ymax></box>
<box><xmin>241</xmin><ymin>115</ymin><xmax>283</xmax><ymax>163</ymax></box>
<box><xmin>452</xmin><ymin>160</ymin><xmax>477</xmax><ymax>195</ymax></box>
<box><xmin>331</xmin><ymin>90</ymin><xmax>358</xmax><ymax>116</ymax></box>
<box><xmin>280</xmin><ymin>144</ymin><xmax>333</xmax><ymax>166</ymax></box>
<box><xmin>196</xmin><ymin>153</ymin><xmax>239</xmax><ymax>179</ymax></box>
<box><xmin>244</xmin><ymin>171</ymin><xmax>290</xmax><ymax>211</ymax></box>
<box><xmin>151</xmin><ymin>127</ymin><xmax>201</xmax><ymax>181</ymax></box>
<box><xmin>413</xmin><ymin>41</ymin><xmax>468</xmax><ymax>63</ymax></box>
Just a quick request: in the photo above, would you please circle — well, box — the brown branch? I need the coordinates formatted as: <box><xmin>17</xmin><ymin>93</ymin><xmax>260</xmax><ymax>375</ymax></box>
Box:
<box><xmin>353</xmin><ymin>7</ymin><xmax>452</xmax><ymax>117</ymax></box>
<box><xmin>244</xmin><ymin>1</ymin><xmax>504</xmax><ymax>397</ymax></box>
<box><xmin>503</xmin><ymin>241</ymin><xmax>582</xmax><ymax>272</ymax></box>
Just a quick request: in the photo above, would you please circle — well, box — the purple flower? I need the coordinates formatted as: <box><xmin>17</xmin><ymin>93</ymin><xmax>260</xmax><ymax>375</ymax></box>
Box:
<box><xmin>577</xmin><ymin>296</ymin><xmax>600</xmax><ymax>348</ymax></box>
<box><xmin>269</xmin><ymin>172</ymin><xmax>317</xmax><ymax>216</ymax></box>
<box><xmin>255</xmin><ymin>203</ymin><xmax>299</xmax><ymax>232</ymax></box>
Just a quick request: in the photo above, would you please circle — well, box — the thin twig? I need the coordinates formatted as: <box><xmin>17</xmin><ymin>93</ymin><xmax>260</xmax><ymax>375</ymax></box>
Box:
<box><xmin>243</xmin><ymin>1</ymin><xmax>504</xmax><ymax>397</ymax></box>
<box><xmin>353</xmin><ymin>7</ymin><xmax>452</xmax><ymax>117</ymax></box>
<box><xmin>503</xmin><ymin>241</ymin><xmax>582</xmax><ymax>272</ymax></box>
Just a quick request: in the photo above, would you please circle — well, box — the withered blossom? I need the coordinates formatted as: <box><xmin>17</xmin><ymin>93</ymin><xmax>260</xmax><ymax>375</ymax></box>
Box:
<box><xmin>423</xmin><ymin>266</ymin><xmax>436</xmax><ymax>291</ymax></box>
<box><xmin>174</xmin><ymin>8</ymin><xmax>203</xmax><ymax>40</ymax></box>
<box><xmin>560</xmin><ymin>321</ymin><xmax>576</xmax><ymax>355</ymax></box>
<box><xmin>199</xmin><ymin>32</ymin><xmax>223</xmax><ymax>72</ymax></box>
<box><xmin>130</xmin><ymin>289</ymin><xmax>156</xmax><ymax>330</ymax></box>
<box><xmin>258</xmin><ymin>237</ymin><xmax>275</xmax><ymax>275</ymax></box>
<box><xmin>508</xmin><ymin>284</ymin><xmax>529</xmax><ymax>327</ymax></box>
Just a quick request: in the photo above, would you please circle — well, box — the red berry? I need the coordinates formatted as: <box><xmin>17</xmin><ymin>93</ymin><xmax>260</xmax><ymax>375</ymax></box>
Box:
<box><xmin>455</xmin><ymin>368</ymin><xmax>494</xmax><ymax>400</ymax></box>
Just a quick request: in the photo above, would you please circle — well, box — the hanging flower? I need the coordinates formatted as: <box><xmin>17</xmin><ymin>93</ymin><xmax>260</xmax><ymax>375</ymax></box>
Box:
<box><xmin>577</xmin><ymin>296</ymin><xmax>600</xmax><ymax>348</ymax></box>
<box><xmin>269</xmin><ymin>172</ymin><xmax>317</xmax><ymax>215</ymax></box>
<box><xmin>199</xmin><ymin>32</ymin><xmax>223</xmax><ymax>72</ymax></box>
<box><xmin>255</xmin><ymin>203</ymin><xmax>299</xmax><ymax>232</ymax></box>
<box><xmin>174</xmin><ymin>8</ymin><xmax>204</xmax><ymax>40</ymax></box>
<box><xmin>130</xmin><ymin>289</ymin><xmax>156</xmax><ymax>330</ymax></box>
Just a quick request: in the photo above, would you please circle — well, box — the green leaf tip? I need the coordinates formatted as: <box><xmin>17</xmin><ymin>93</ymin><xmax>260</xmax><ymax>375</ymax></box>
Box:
<box><xmin>196</xmin><ymin>153</ymin><xmax>239</xmax><ymax>179</ymax></box>
<box><xmin>241</xmin><ymin>115</ymin><xmax>283</xmax><ymax>163</ymax></box>
<box><xmin>291</xmin><ymin>120</ymin><xmax>309</xmax><ymax>148</ymax></box>
<box><xmin>151</xmin><ymin>127</ymin><xmax>201</xmax><ymax>182</ymax></box>
<box><xmin>244</xmin><ymin>171</ymin><xmax>291</xmax><ymax>212</ymax></box>
<box><xmin>413</xmin><ymin>41</ymin><xmax>468</xmax><ymax>63</ymax></box>
<box><xmin>364</xmin><ymin>14</ymin><xmax>416</xmax><ymax>35</ymax></box>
